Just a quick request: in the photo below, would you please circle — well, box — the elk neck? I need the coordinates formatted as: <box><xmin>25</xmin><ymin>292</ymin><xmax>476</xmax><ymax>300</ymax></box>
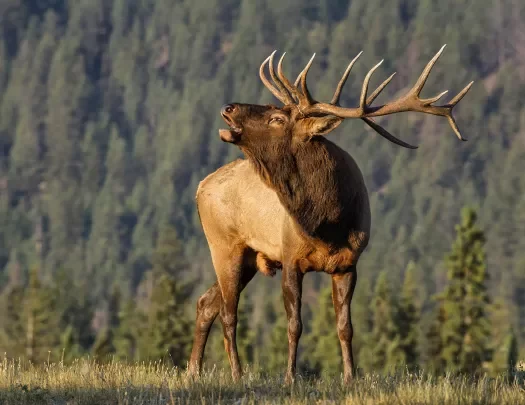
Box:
<box><xmin>241</xmin><ymin>136</ymin><xmax>363</xmax><ymax>246</ymax></box>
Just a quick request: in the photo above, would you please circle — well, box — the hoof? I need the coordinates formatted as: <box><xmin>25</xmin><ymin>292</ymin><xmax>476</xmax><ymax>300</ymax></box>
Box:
<box><xmin>187</xmin><ymin>364</ymin><xmax>201</xmax><ymax>378</ymax></box>
<box><xmin>231</xmin><ymin>371</ymin><xmax>242</xmax><ymax>382</ymax></box>
<box><xmin>343</xmin><ymin>372</ymin><xmax>355</xmax><ymax>384</ymax></box>
<box><xmin>284</xmin><ymin>373</ymin><xmax>295</xmax><ymax>385</ymax></box>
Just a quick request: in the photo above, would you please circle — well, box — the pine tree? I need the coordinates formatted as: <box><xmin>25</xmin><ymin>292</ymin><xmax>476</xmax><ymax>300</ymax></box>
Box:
<box><xmin>503</xmin><ymin>329</ymin><xmax>519</xmax><ymax>376</ymax></box>
<box><xmin>137</xmin><ymin>270</ymin><xmax>192</xmax><ymax>365</ymax></box>
<box><xmin>265</xmin><ymin>299</ymin><xmax>289</xmax><ymax>374</ymax></box>
<box><xmin>59</xmin><ymin>325</ymin><xmax>84</xmax><ymax>364</ymax></box>
<box><xmin>92</xmin><ymin>286</ymin><xmax>123</xmax><ymax>362</ymax></box>
<box><xmin>86</xmin><ymin>126</ymin><xmax>131</xmax><ymax>296</ymax></box>
<box><xmin>53</xmin><ymin>268</ymin><xmax>94</xmax><ymax>355</ymax></box>
<box><xmin>237</xmin><ymin>294</ymin><xmax>256</xmax><ymax>367</ymax></box>
<box><xmin>1</xmin><ymin>284</ymin><xmax>26</xmax><ymax>358</ymax></box>
<box><xmin>23</xmin><ymin>267</ymin><xmax>61</xmax><ymax>363</ymax></box>
<box><xmin>352</xmin><ymin>276</ymin><xmax>374</xmax><ymax>372</ymax></box>
<box><xmin>113</xmin><ymin>298</ymin><xmax>139</xmax><ymax>361</ymax></box>
<box><xmin>513</xmin><ymin>260</ymin><xmax>525</xmax><ymax>347</ymax></box>
<box><xmin>44</xmin><ymin>37</ymin><xmax>90</xmax><ymax>274</ymax></box>
<box><xmin>136</xmin><ymin>226</ymin><xmax>193</xmax><ymax>365</ymax></box>
<box><xmin>397</xmin><ymin>261</ymin><xmax>420</xmax><ymax>370</ymax></box>
<box><xmin>304</xmin><ymin>284</ymin><xmax>341</xmax><ymax>376</ymax></box>
<box><xmin>425</xmin><ymin>303</ymin><xmax>447</xmax><ymax>373</ymax></box>
<box><xmin>490</xmin><ymin>298</ymin><xmax>520</xmax><ymax>375</ymax></box>
<box><xmin>150</xmin><ymin>226</ymin><xmax>187</xmax><ymax>278</ymax></box>
<box><xmin>439</xmin><ymin>207</ymin><xmax>492</xmax><ymax>374</ymax></box>
<box><xmin>367</xmin><ymin>271</ymin><xmax>404</xmax><ymax>373</ymax></box>
<box><xmin>92</xmin><ymin>328</ymin><xmax>115</xmax><ymax>362</ymax></box>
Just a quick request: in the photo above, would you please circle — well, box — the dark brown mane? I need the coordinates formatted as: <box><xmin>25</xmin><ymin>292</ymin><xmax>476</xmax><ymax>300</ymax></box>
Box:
<box><xmin>242</xmin><ymin>135</ymin><xmax>363</xmax><ymax>245</ymax></box>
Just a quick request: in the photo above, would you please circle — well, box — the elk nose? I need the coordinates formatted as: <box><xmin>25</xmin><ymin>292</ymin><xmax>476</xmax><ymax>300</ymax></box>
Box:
<box><xmin>221</xmin><ymin>104</ymin><xmax>236</xmax><ymax>116</ymax></box>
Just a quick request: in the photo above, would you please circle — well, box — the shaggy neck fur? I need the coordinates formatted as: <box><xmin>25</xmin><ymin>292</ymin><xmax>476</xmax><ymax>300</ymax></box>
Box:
<box><xmin>242</xmin><ymin>137</ymin><xmax>361</xmax><ymax>245</ymax></box>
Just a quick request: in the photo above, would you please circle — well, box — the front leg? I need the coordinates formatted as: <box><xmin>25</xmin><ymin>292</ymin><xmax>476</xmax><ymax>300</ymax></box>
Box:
<box><xmin>331</xmin><ymin>266</ymin><xmax>357</xmax><ymax>383</ymax></box>
<box><xmin>281</xmin><ymin>265</ymin><xmax>304</xmax><ymax>384</ymax></box>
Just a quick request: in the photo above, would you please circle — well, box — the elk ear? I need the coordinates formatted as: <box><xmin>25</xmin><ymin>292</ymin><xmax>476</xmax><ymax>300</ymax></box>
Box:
<box><xmin>301</xmin><ymin>116</ymin><xmax>343</xmax><ymax>139</ymax></box>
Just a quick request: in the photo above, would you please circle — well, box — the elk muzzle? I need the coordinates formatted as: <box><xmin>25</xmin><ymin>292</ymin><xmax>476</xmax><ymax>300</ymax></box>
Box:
<box><xmin>220</xmin><ymin>104</ymin><xmax>242</xmax><ymax>143</ymax></box>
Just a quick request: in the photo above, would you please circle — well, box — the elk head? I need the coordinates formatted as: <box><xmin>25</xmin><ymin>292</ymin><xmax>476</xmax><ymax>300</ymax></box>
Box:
<box><xmin>219</xmin><ymin>103</ymin><xmax>342</xmax><ymax>145</ymax></box>
<box><xmin>220</xmin><ymin>45</ymin><xmax>474</xmax><ymax>149</ymax></box>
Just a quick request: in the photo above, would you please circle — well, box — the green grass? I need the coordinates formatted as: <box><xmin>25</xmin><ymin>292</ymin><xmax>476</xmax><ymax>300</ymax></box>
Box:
<box><xmin>1</xmin><ymin>358</ymin><xmax>524</xmax><ymax>404</ymax></box>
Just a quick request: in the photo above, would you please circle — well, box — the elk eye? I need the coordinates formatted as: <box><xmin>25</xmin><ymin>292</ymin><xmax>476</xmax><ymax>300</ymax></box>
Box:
<box><xmin>269</xmin><ymin>117</ymin><xmax>285</xmax><ymax>125</ymax></box>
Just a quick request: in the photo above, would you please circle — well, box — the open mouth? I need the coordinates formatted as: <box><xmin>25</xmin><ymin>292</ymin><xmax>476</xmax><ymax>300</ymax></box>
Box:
<box><xmin>221</xmin><ymin>114</ymin><xmax>242</xmax><ymax>134</ymax></box>
<box><xmin>219</xmin><ymin>115</ymin><xmax>243</xmax><ymax>143</ymax></box>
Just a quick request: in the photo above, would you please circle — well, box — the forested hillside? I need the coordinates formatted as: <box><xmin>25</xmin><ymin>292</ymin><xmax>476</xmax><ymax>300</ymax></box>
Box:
<box><xmin>0</xmin><ymin>0</ymin><xmax>524</xmax><ymax>371</ymax></box>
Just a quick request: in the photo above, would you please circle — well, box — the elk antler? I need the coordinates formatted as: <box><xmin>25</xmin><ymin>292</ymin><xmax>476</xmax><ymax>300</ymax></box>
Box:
<box><xmin>259</xmin><ymin>45</ymin><xmax>474</xmax><ymax>149</ymax></box>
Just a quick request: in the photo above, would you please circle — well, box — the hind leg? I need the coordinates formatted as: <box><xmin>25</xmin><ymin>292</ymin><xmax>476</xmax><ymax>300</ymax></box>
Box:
<box><xmin>332</xmin><ymin>266</ymin><xmax>357</xmax><ymax>383</ymax></box>
<box><xmin>188</xmin><ymin>282</ymin><xmax>221</xmax><ymax>376</ymax></box>
<box><xmin>212</xmin><ymin>247</ymin><xmax>257</xmax><ymax>380</ymax></box>
<box><xmin>188</xmin><ymin>248</ymin><xmax>256</xmax><ymax>378</ymax></box>
<box><xmin>282</xmin><ymin>264</ymin><xmax>304</xmax><ymax>384</ymax></box>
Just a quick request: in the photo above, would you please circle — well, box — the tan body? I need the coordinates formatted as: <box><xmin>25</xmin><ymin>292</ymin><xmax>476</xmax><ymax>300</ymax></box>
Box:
<box><xmin>188</xmin><ymin>47</ymin><xmax>472</xmax><ymax>383</ymax></box>
<box><xmin>197</xmin><ymin>150</ymin><xmax>369</xmax><ymax>276</ymax></box>
<box><xmin>197</xmin><ymin>159</ymin><xmax>287</xmax><ymax>269</ymax></box>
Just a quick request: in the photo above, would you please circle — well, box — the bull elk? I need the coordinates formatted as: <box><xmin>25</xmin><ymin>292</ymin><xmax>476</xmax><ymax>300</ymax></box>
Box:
<box><xmin>188</xmin><ymin>45</ymin><xmax>473</xmax><ymax>383</ymax></box>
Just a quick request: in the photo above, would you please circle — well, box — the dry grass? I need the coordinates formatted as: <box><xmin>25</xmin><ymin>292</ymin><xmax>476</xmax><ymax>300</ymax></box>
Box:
<box><xmin>1</xmin><ymin>358</ymin><xmax>524</xmax><ymax>404</ymax></box>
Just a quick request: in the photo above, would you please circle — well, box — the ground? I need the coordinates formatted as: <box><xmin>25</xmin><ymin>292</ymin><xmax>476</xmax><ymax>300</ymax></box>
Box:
<box><xmin>1</xmin><ymin>359</ymin><xmax>524</xmax><ymax>404</ymax></box>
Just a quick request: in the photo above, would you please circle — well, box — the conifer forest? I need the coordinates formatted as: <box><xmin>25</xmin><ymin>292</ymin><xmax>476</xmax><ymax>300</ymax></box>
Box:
<box><xmin>0</xmin><ymin>0</ymin><xmax>525</xmax><ymax>384</ymax></box>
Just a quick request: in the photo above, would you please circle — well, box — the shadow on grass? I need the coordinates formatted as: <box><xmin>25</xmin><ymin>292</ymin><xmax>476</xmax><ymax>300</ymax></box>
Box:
<box><xmin>1</xmin><ymin>386</ymin><xmax>248</xmax><ymax>405</ymax></box>
<box><xmin>0</xmin><ymin>378</ymin><xmax>313</xmax><ymax>405</ymax></box>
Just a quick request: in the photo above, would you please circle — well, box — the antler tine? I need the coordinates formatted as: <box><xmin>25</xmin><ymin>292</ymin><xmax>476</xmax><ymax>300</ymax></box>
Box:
<box><xmin>277</xmin><ymin>53</ymin><xmax>301</xmax><ymax>103</ymax></box>
<box><xmin>440</xmin><ymin>81</ymin><xmax>474</xmax><ymax>141</ymax></box>
<box><xmin>421</xmin><ymin>90</ymin><xmax>448</xmax><ymax>106</ymax></box>
<box><xmin>448</xmin><ymin>81</ymin><xmax>474</xmax><ymax>106</ymax></box>
<box><xmin>359</xmin><ymin>59</ymin><xmax>384</xmax><ymax>112</ymax></box>
<box><xmin>410</xmin><ymin>44</ymin><xmax>446</xmax><ymax>97</ymax></box>
<box><xmin>259</xmin><ymin>53</ymin><xmax>289</xmax><ymax>104</ymax></box>
<box><xmin>331</xmin><ymin>51</ymin><xmax>363</xmax><ymax>105</ymax></box>
<box><xmin>268</xmin><ymin>51</ymin><xmax>295</xmax><ymax>105</ymax></box>
<box><xmin>294</xmin><ymin>54</ymin><xmax>316</xmax><ymax>87</ymax></box>
<box><xmin>440</xmin><ymin>82</ymin><xmax>473</xmax><ymax>141</ymax></box>
<box><xmin>295</xmin><ymin>54</ymin><xmax>316</xmax><ymax>105</ymax></box>
<box><xmin>447</xmin><ymin>115</ymin><xmax>465</xmax><ymax>141</ymax></box>
<box><xmin>363</xmin><ymin>117</ymin><xmax>418</xmax><ymax>149</ymax></box>
<box><xmin>366</xmin><ymin>72</ymin><xmax>396</xmax><ymax>105</ymax></box>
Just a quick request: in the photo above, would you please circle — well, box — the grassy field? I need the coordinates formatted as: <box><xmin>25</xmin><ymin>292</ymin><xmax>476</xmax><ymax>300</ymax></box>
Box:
<box><xmin>1</xmin><ymin>359</ymin><xmax>524</xmax><ymax>404</ymax></box>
